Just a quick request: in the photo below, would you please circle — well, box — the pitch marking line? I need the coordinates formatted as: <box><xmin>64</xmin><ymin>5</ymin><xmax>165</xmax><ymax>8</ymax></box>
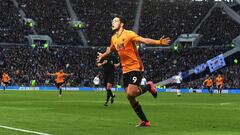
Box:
<box><xmin>0</xmin><ymin>125</ymin><xmax>51</xmax><ymax>135</ymax></box>
<box><xmin>220</xmin><ymin>102</ymin><xmax>231</xmax><ymax>106</ymax></box>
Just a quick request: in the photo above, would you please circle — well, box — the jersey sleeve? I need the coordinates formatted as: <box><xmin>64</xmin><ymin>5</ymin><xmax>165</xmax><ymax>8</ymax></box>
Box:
<box><xmin>203</xmin><ymin>80</ymin><xmax>206</xmax><ymax>84</ymax></box>
<box><xmin>109</xmin><ymin>37</ymin><xmax>116</xmax><ymax>51</ymax></box>
<box><xmin>128</xmin><ymin>31</ymin><xmax>142</xmax><ymax>42</ymax></box>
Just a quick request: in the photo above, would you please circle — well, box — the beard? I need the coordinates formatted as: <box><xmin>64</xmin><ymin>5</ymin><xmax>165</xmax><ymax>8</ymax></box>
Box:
<box><xmin>112</xmin><ymin>26</ymin><xmax>120</xmax><ymax>33</ymax></box>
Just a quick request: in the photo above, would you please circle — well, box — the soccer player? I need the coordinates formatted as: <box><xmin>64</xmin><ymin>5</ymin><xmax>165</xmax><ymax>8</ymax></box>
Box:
<box><xmin>30</xmin><ymin>78</ymin><xmax>37</xmax><ymax>90</ymax></box>
<box><xmin>203</xmin><ymin>75</ymin><xmax>213</xmax><ymax>96</ymax></box>
<box><xmin>97</xmin><ymin>15</ymin><xmax>170</xmax><ymax>127</ymax></box>
<box><xmin>1</xmin><ymin>72</ymin><xmax>10</xmax><ymax>93</ymax></box>
<box><xmin>93</xmin><ymin>73</ymin><xmax>101</xmax><ymax>92</ymax></box>
<box><xmin>172</xmin><ymin>72</ymin><xmax>182</xmax><ymax>96</ymax></box>
<box><xmin>215</xmin><ymin>74</ymin><xmax>224</xmax><ymax>94</ymax></box>
<box><xmin>97</xmin><ymin>52</ymin><xmax>119</xmax><ymax>106</ymax></box>
<box><xmin>140</xmin><ymin>76</ymin><xmax>147</xmax><ymax>86</ymax></box>
<box><xmin>47</xmin><ymin>69</ymin><xmax>73</xmax><ymax>96</ymax></box>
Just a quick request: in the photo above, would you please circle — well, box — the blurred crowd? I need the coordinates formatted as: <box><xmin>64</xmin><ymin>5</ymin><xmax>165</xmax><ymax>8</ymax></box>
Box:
<box><xmin>1</xmin><ymin>0</ymin><xmax>239</xmax><ymax>46</ymax></box>
<box><xmin>197</xmin><ymin>7</ymin><xmax>240</xmax><ymax>46</ymax></box>
<box><xmin>18</xmin><ymin>0</ymin><xmax>81</xmax><ymax>45</ymax></box>
<box><xmin>0</xmin><ymin>1</ymin><xmax>32</xmax><ymax>43</ymax></box>
<box><xmin>140</xmin><ymin>0</ymin><xmax>213</xmax><ymax>41</ymax></box>
<box><xmin>0</xmin><ymin>0</ymin><xmax>239</xmax><ymax>88</ymax></box>
<box><xmin>140</xmin><ymin>47</ymin><xmax>240</xmax><ymax>88</ymax></box>
<box><xmin>0</xmin><ymin>46</ymin><xmax>239</xmax><ymax>88</ymax></box>
<box><xmin>0</xmin><ymin>46</ymin><xmax>99</xmax><ymax>86</ymax></box>
<box><xmin>184</xmin><ymin>64</ymin><xmax>240</xmax><ymax>89</ymax></box>
<box><xmin>71</xmin><ymin>0</ymin><xmax>137</xmax><ymax>46</ymax></box>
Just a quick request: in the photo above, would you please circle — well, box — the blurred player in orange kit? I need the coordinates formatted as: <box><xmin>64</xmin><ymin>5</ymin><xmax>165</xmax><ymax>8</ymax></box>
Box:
<box><xmin>47</xmin><ymin>69</ymin><xmax>73</xmax><ymax>96</ymax></box>
<box><xmin>1</xmin><ymin>72</ymin><xmax>10</xmax><ymax>93</ymax></box>
<box><xmin>215</xmin><ymin>74</ymin><xmax>224</xmax><ymax>94</ymax></box>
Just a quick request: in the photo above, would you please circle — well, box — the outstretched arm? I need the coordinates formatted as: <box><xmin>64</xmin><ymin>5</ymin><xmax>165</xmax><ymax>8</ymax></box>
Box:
<box><xmin>47</xmin><ymin>73</ymin><xmax>55</xmax><ymax>76</ymax></box>
<box><xmin>97</xmin><ymin>60</ymin><xmax>108</xmax><ymax>67</ymax></box>
<box><xmin>97</xmin><ymin>47</ymin><xmax>112</xmax><ymax>63</ymax></box>
<box><xmin>7</xmin><ymin>75</ymin><xmax>10</xmax><ymax>81</ymax></box>
<box><xmin>202</xmin><ymin>80</ymin><xmax>206</xmax><ymax>86</ymax></box>
<box><xmin>139</xmin><ymin>36</ymin><xmax>171</xmax><ymax>46</ymax></box>
<box><xmin>64</xmin><ymin>73</ymin><xmax>74</xmax><ymax>76</ymax></box>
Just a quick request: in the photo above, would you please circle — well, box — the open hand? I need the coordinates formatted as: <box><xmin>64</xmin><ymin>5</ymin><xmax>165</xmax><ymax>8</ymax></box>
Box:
<box><xmin>96</xmin><ymin>52</ymin><xmax>103</xmax><ymax>63</ymax></box>
<box><xmin>159</xmin><ymin>36</ymin><xmax>171</xmax><ymax>45</ymax></box>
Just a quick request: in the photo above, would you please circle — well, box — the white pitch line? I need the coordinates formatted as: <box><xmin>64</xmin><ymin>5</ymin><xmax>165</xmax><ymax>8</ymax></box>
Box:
<box><xmin>0</xmin><ymin>125</ymin><xmax>51</xmax><ymax>135</ymax></box>
<box><xmin>220</xmin><ymin>102</ymin><xmax>231</xmax><ymax>106</ymax></box>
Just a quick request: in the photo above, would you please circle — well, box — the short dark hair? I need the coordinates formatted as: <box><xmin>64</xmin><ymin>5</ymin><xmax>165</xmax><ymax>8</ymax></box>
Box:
<box><xmin>113</xmin><ymin>14</ymin><xmax>126</xmax><ymax>24</ymax></box>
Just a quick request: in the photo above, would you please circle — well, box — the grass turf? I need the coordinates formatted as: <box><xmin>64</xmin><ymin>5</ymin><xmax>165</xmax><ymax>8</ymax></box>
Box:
<box><xmin>0</xmin><ymin>90</ymin><xmax>239</xmax><ymax>135</ymax></box>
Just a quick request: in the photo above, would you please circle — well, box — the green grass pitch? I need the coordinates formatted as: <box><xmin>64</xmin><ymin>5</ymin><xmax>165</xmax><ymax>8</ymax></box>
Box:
<box><xmin>0</xmin><ymin>90</ymin><xmax>240</xmax><ymax>135</ymax></box>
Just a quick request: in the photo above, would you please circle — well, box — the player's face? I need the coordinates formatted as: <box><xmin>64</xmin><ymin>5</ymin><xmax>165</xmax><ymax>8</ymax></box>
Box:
<box><xmin>111</xmin><ymin>17</ymin><xmax>122</xmax><ymax>31</ymax></box>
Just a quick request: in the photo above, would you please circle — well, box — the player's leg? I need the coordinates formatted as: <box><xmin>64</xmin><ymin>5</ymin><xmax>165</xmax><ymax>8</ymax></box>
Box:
<box><xmin>177</xmin><ymin>84</ymin><xmax>181</xmax><ymax>96</ymax></box>
<box><xmin>107</xmin><ymin>74</ymin><xmax>115</xmax><ymax>104</ymax></box>
<box><xmin>123</xmin><ymin>72</ymin><xmax>150</xmax><ymax>127</ymax></box>
<box><xmin>104</xmin><ymin>75</ymin><xmax>110</xmax><ymax>106</ymax></box>
<box><xmin>2</xmin><ymin>82</ymin><xmax>6</xmax><ymax>93</ymax></box>
<box><xmin>177</xmin><ymin>89</ymin><xmax>181</xmax><ymax>96</ymax></box>
<box><xmin>95</xmin><ymin>85</ymin><xmax>97</xmax><ymax>93</ymax></box>
<box><xmin>207</xmin><ymin>86</ymin><xmax>211</xmax><ymax>94</ymax></box>
<box><xmin>97</xmin><ymin>84</ymin><xmax>101</xmax><ymax>92</ymax></box>
<box><xmin>104</xmin><ymin>85</ymin><xmax>110</xmax><ymax>106</ymax></box>
<box><xmin>3</xmin><ymin>86</ymin><xmax>5</xmax><ymax>93</ymax></box>
<box><xmin>219</xmin><ymin>85</ymin><xmax>222</xmax><ymax>94</ymax></box>
<box><xmin>4</xmin><ymin>82</ymin><xmax>8</xmax><ymax>93</ymax></box>
<box><xmin>104</xmin><ymin>83</ymin><xmax>114</xmax><ymax>106</ymax></box>
<box><xmin>138</xmin><ymin>81</ymin><xmax>157</xmax><ymax>98</ymax></box>
<box><xmin>126</xmin><ymin>84</ymin><xmax>150</xmax><ymax>127</ymax></box>
<box><xmin>210</xmin><ymin>87</ymin><xmax>213</xmax><ymax>96</ymax></box>
<box><xmin>104</xmin><ymin>83</ymin><xmax>113</xmax><ymax>106</ymax></box>
<box><xmin>98</xmin><ymin>85</ymin><xmax>100</xmax><ymax>92</ymax></box>
<box><xmin>95</xmin><ymin>85</ymin><xmax>99</xmax><ymax>93</ymax></box>
<box><xmin>105</xmin><ymin>83</ymin><xmax>115</xmax><ymax>104</ymax></box>
<box><xmin>59</xmin><ymin>85</ymin><xmax>63</xmax><ymax>96</ymax></box>
<box><xmin>56</xmin><ymin>83</ymin><xmax>62</xmax><ymax>96</ymax></box>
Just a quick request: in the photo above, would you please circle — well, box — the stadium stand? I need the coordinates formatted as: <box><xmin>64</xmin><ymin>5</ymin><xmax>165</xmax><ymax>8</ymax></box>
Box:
<box><xmin>0</xmin><ymin>1</ymin><xmax>33</xmax><ymax>43</ymax></box>
<box><xmin>197</xmin><ymin>7</ymin><xmax>240</xmax><ymax>46</ymax></box>
<box><xmin>0</xmin><ymin>0</ymin><xmax>239</xmax><ymax>88</ymax></box>
<box><xmin>139</xmin><ymin>0</ymin><xmax>213</xmax><ymax>41</ymax></box>
<box><xmin>140</xmin><ymin>47</ymin><xmax>231</xmax><ymax>83</ymax></box>
<box><xmin>183</xmin><ymin>65</ymin><xmax>240</xmax><ymax>89</ymax></box>
<box><xmin>71</xmin><ymin>0</ymin><xmax>138</xmax><ymax>46</ymax></box>
<box><xmin>18</xmin><ymin>0</ymin><xmax>81</xmax><ymax>45</ymax></box>
<box><xmin>0</xmin><ymin>46</ymin><xmax>99</xmax><ymax>86</ymax></box>
<box><xmin>0</xmin><ymin>45</ymin><xmax>239</xmax><ymax>88</ymax></box>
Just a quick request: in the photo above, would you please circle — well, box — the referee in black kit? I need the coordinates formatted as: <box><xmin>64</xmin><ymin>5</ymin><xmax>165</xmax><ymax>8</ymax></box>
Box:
<box><xmin>97</xmin><ymin>48</ymin><xmax>120</xmax><ymax>106</ymax></box>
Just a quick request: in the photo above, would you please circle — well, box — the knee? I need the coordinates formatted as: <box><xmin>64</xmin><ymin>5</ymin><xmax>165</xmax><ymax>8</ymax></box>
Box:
<box><xmin>126</xmin><ymin>90</ymin><xmax>135</xmax><ymax>98</ymax></box>
<box><xmin>126</xmin><ymin>93</ymin><xmax>137</xmax><ymax>107</ymax></box>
